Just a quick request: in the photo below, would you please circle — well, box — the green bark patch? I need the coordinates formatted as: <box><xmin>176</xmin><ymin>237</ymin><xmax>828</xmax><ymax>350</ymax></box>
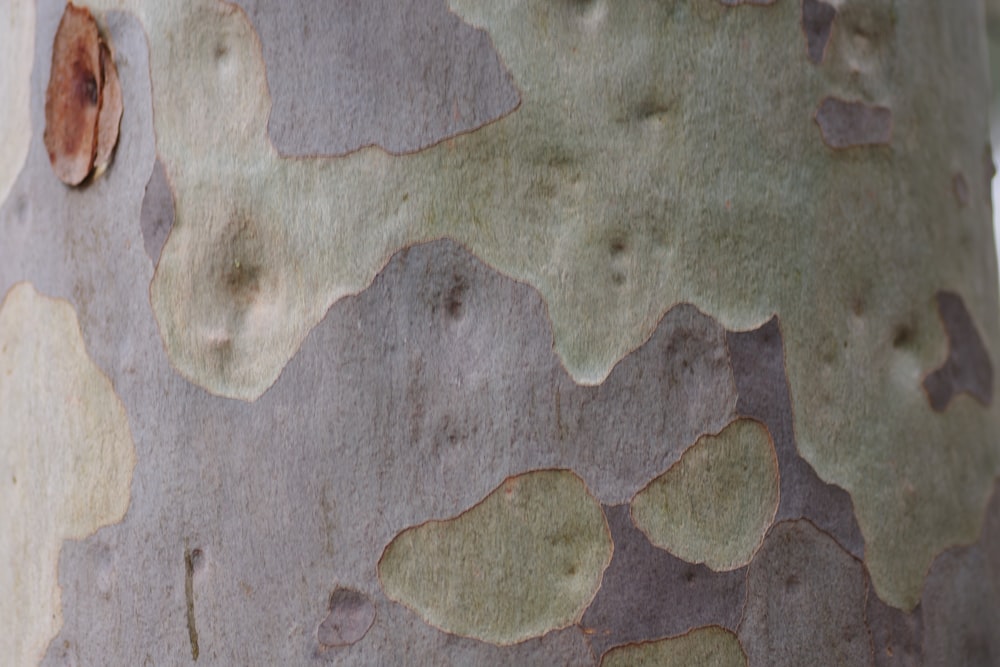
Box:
<box><xmin>378</xmin><ymin>469</ymin><xmax>612</xmax><ymax>645</ymax></box>
<box><xmin>600</xmin><ymin>626</ymin><xmax>747</xmax><ymax>667</ymax></box>
<box><xmin>631</xmin><ymin>419</ymin><xmax>780</xmax><ymax>571</ymax></box>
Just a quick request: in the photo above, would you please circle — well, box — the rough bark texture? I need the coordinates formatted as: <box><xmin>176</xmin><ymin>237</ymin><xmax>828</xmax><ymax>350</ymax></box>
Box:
<box><xmin>2</xmin><ymin>0</ymin><xmax>999</xmax><ymax>665</ymax></box>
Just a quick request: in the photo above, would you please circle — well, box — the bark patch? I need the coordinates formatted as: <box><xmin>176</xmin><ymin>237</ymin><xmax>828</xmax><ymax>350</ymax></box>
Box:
<box><xmin>923</xmin><ymin>291</ymin><xmax>993</xmax><ymax>411</ymax></box>
<box><xmin>378</xmin><ymin>469</ymin><xmax>612</xmax><ymax>645</ymax></box>
<box><xmin>317</xmin><ymin>588</ymin><xmax>376</xmax><ymax>648</ymax></box>
<box><xmin>814</xmin><ymin>97</ymin><xmax>892</xmax><ymax>148</ymax></box>
<box><xmin>580</xmin><ymin>505</ymin><xmax>746</xmax><ymax>657</ymax></box>
<box><xmin>139</xmin><ymin>158</ymin><xmax>175</xmax><ymax>264</ymax></box>
<box><xmin>727</xmin><ymin>319</ymin><xmax>865</xmax><ymax>558</ymax></box>
<box><xmin>801</xmin><ymin>0</ymin><xmax>836</xmax><ymax>64</ymax></box>
<box><xmin>738</xmin><ymin>520</ymin><xmax>871</xmax><ymax>666</ymax></box>
<box><xmin>599</xmin><ymin>626</ymin><xmax>746</xmax><ymax>667</ymax></box>
<box><xmin>630</xmin><ymin>418</ymin><xmax>779</xmax><ymax>571</ymax></box>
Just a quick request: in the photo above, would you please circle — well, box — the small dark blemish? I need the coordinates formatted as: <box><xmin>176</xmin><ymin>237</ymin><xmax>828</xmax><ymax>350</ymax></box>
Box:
<box><xmin>802</xmin><ymin>0</ymin><xmax>837</xmax><ymax>64</ymax></box>
<box><xmin>612</xmin><ymin>271</ymin><xmax>626</xmax><ymax>287</ymax></box>
<box><xmin>923</xmin><ymin>291</ymin><xmax>994</xmax><ymax>411</ymax></box>
<box><xmin>892</xmin><ymin>323</ymin><xmax>913</xmax><ymax>349</ymax></box>
<box><xmin>317</xmin><ymin>587</ymin><xmax>376</xmax><ymax>649</ymax></box>
<box><xmin>814</xmin><ymin>97</ymin><xmax>892</xmax><ymax>149</ymax></box>
<box><xmin>609</xmin><ymin>238</ymin><xmax>627</xmax><ymax>256</ymax></box>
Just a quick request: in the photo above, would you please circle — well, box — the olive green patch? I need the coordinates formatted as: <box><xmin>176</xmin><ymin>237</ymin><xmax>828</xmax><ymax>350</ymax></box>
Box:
<box><xmin>0</xmin><ymin>283</ymin><xmax>136</xmax><ymax>666</ymax></box>
<box><xmin>600</xmin><ymin>626</ymin><xmax>747</xmax><ymax>667</ymax></box>
<box><xmin>631</xmin><ymin>419</ymin><xmax>779</xmax><ymax>571</ymax></box>
<box><xmin>378</xmin><ymin>469</ymin><xmax>612</xmax><ymax>645</ymax></box>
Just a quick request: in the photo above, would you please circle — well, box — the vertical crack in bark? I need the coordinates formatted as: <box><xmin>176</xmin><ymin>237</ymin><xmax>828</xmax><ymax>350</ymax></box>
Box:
<box><xmin>184</xmin><ymin>548</ymin><xmax>200</xmax><ymax>661</ymax></box>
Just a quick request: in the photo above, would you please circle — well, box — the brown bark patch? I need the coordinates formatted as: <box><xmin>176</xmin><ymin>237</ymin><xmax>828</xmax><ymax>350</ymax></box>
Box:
<box><xmin>44</xmin><ymin>3</ymin><xmax>122</xmax><ymax>186</ymax></box>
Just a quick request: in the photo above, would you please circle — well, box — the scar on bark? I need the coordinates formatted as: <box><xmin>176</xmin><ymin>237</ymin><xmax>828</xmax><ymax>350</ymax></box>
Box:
<box><xmin>923</xmin><ymin>291</ymin><xmax>993</xmax><ymax>411</ymax></box>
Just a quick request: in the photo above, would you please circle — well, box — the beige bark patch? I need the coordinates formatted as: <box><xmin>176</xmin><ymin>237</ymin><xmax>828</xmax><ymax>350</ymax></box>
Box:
<box><xmin>0</xmin><ymin>0</ymin><xmax>33</xmax><ymax>206</ymax></box>
<box><xmin>600</xmin><ymin>626</ymin><xmax>747</xmax><ymax>667</ymax></box>
<box><xmin>0</xmin><ymin>283</ymin><xmax>136</xmax><ymax>666</ymax></box>
<box><xmin>631</xmin><ymin>419</ymin><xmax>780</xmax><ymax>571</ymax></box>
<box><xmin>378</xmin><ymin>469</ymin><xmax>612</xmax><ymax>645</ymax></box>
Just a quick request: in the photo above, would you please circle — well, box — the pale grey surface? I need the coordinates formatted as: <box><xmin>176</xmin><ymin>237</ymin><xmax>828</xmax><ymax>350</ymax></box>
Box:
<box><xmin>235</xmin><ymin>0</ymin><xmax>520</xmax><ymax>156</ymax></box>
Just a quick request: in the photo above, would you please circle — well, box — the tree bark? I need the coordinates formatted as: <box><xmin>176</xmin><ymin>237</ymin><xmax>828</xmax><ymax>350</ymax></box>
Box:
<box><xmin>2</xmin><ymin>0</ymin><xmax>999</xmax><ymax>665</ymax></box>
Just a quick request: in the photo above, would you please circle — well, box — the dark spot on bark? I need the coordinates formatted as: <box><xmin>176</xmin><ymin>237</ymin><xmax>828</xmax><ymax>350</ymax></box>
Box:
<box><xmin>923</xmin><ymin>291</ymin><xmax>993</xmax><ymax>411</ymax></box>
<box><xmin>612</xmin><ymin>271</ymin><xmax>626</xmax><ymax>286</ymax></box>
<box><xmin>224</xmin><ymin>261</ymin><xmax>262</xmax><ymax>305</ymax></box>
<box><xmin>802</xmin><ymin>0</ymin><xmax>836</xmax><ymax>64</ymax></box>
<box><xmin>317</xmin><ymin>587</ymin><xmax>376</xmax><ymax>649</ymax></box>
<box><xmin>445</xmin><ymin>274</ymin><xmax>468</xmax><ymax>318</ymax></box>
<box><xmin>892</xmin><ymin>323</ymin><xmax>913</xmax><ymax>349</ymax></box>
<box><xmin>609</xmin><ymin>238</ymin><xmax>627</xmax><ymax>256</ymax></box>
<box><xmin>727</xmin><ymin>318</ymin><xmax>865</xmax><ymax>558</ymax></box>
<box><xmin>953</xmin><ymin>173</ymin><xmax>970</xmax><ymax>208</ymax></box>
<box><xmin>580</xmin><ymin>504</ymin><xmax>746</xmax><ymax>657</ymax></box>
<box><xmin>814</xmin><ymin>97</ymin><xmax>892</xmax><ymax>149</ymax></box>
<box><xmin>140</xmin><ymin>159</ymin><xmax>176</xmax><ymax>264</ymax></box>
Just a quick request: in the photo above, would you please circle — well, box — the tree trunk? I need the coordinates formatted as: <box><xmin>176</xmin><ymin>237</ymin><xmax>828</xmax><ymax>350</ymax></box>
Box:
<box><xmin>3</xmin><ymin>0</ymin><xmax>999</xmax><ymax>664</ymax></box>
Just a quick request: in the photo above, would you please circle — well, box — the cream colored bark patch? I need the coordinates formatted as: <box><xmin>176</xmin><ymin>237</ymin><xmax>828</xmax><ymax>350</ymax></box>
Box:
<box><xmin>600</xmin><ymin>626</ymin><xmax>747</xmax><ymax>667</ymax></box>
<box><xmin>378</xmin><ymin>470</ymin><xmax>612</xmax><ymax>645</ymax></box>
<box><xmin>0</xmin><ymin>0</ymin><xmax>34</xmax><ymax>205</ymax></box>
<box><xmin>631</xmin><ymin>419</ymin><xmax>779</xmax><ymax>571</ymax></box>
<box><xmin>0</xmin><ymin>283</ymin><xmax>136</xmax><ymax>666</ymax></box>
<box><xmin>86</xmin><ymin>0</ymin><xmax>1000</xmax><ymax>609</ymax></box>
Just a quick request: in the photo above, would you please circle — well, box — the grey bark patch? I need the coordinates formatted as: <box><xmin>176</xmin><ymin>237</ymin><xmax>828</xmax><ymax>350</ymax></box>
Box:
<box><xmin>719</xmin><ymin>0</ymin><xmax>776</xmax><ymax>5</ymax></box>
<box><xmin>727</xmin><ymin>318</ymin><xmax>865</xmax><ymax>558</ymax></box>
<box><xmin>867</xmin><ymin>592</ymin><xmax>923</xmax><ymax>666</ymax></box>
<box><xmin>139</xmin><ymin>158</ymin><xmax>174</xmax><ymax>264</ymax></box>
<box><xmin>233</xmin><ymin>0</ymin><xmax>519</xmax><ymax>156</ymax></box>
<box><xmin>317</xmin><ymin>588</ymin><xmax>376</xmax><ymax>648</ymax></box>
<box><xmin>801</xmin><ymin>0</ymin><xmax>836</xmax><ymax>64</ymax></box>
<box><xmin>814</xmin><ymin>97</ymin><xmax>892</xmax><ymax>148</ymax></box>
<box><xmin>580</xmin><ymin>504</ymin><xmax>746</xmax><ymax>657</ymax></box>
<box><xmin>43</xmin><ymin>238</ymin><xmax>735</xmax><ymax>664</ymax></box>
<box><xmin>922</xmin><ymin>480</ymin><xmax>1000</xmax><ymax>666</ymax></box>
<box><xmin>923</xmin><ymin>291</ymin><xmax>993</xmax><ymax>411</ymax></box>
<box><xmin>738</xmin><ymin>520</ymin><xmax>872</xmax><ymax>667</ymax></box>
